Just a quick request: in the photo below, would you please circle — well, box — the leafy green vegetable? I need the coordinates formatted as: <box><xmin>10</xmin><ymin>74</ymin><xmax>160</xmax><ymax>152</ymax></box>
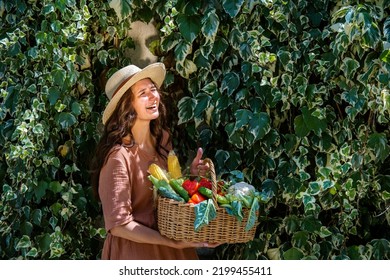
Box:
<box><xmin>245</xmin><ymin>197</ymin><xmax>260</xmax><ymax>231</ymax></box>
<box><xmin>193</xmin><ymin>199</ymin><xmax>217</xmax><ymax>232</ymax></box>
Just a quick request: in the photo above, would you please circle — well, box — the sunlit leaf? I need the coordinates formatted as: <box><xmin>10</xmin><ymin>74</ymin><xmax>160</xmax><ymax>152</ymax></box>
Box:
<box><xmin>178</xmin><ymin>96</ymin><xmax>196</xmax><ymax>124</ymax></box>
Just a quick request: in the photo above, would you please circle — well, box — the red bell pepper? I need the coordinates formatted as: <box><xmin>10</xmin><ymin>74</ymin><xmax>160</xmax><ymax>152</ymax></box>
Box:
<box><xmin>188</xmin><ymin>192</ymin><xmax>206</xmax><ymax>204</ymax></box>
<box><xmin>182</xmin><ymin>179</ymin><xmax>199</xmax><ymax>196</ymax></box>
<box><xmin>198</xmin><ymin>178</ymin><xmax>212</xmax><ymax>190</ymax></box>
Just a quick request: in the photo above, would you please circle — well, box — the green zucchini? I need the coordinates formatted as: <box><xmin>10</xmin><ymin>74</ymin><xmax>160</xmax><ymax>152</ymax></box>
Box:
<box><xmin>169</xmin><ymin>179</ymin><xmax>190</xmax><ymax>202</ymax></box>
<box><xmin>148</xmin><ymin>175</ymin><xmax>176</xmax><ymax>193</ymax></box>
<box><xmin>158</xmin><ymin>186</ymin><xmax>185</xmax><ymax>202</ymax></box>
<box><xmin>198</xmin><ymin>187</ymin><xmax>230</xmax><ymax>205</ymax></box>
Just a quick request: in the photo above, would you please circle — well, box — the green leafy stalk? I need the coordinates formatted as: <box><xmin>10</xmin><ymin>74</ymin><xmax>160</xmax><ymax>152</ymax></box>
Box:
<box><xmin>245</xmin><ymin>197</ymin><xmax>260</xmax><ymax>231</ymax></box>
<box><xmin>193</xmin><ymin>199</ymin><xmax>217</xmax><ymax>232</ymax></box>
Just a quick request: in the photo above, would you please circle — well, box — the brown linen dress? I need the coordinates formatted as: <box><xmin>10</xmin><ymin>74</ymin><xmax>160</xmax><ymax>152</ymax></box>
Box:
<box><xmin>98</xmin><ymin>140</ymin><xmax>198</xmax><ymax>260</ymax></box>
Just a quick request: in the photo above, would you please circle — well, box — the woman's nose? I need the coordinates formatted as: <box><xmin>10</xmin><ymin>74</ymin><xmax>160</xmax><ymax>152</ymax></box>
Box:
<box><xmin>148</xmin><ymin>90</ymin><xmax>159</xmax><ymax>99</ymax></box>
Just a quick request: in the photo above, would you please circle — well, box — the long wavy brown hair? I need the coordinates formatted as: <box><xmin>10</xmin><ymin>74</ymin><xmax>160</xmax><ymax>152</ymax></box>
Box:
<box><xmin>90</xmin><ymin>83</ymin><xmax>170</xmax><ymax>200</ymax></box>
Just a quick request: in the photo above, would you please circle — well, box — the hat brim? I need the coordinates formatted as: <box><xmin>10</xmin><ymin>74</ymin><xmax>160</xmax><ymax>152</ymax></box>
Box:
<box><xmin>102</xmin><ymin>63</ymin><xmax>166</xmax><ymax>124</ymax></box>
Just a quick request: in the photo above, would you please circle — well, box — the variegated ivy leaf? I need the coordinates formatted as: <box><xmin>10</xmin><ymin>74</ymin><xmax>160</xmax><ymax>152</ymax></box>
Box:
<box><xmin>177</xmin><ymin>96</ymin><xmax>196</xmax><ymax>124</ymax></box>
<box><xmin>108</xmin><ymin>0</ymin><xmax>132</xmax><ymax>22</ymax></box>
<box><xmin>221</xmin><ymin>72</ymin><xmax>240</xmax><ymax>96</ymax></box>
<box><xmin>176</xmin><ymin>13</ymin><xmax>201</xmax><ymax>43</ymax></box>
<box><xmin>174</xmin><ymin>39</ymin><xmax>192</xmax><ymax>62</ymax></box>
<box><xmin>222</xmin><ymin>0</ymin><xmax>245</xmax><ymax>18</ymax></box>
<box><xmin>201</xmin><ymin>9</ymin><xmax>219</xmax><ymax>42</ymax></box>
<box><xmin>367</xmin><ymin>132</ymin><xmax>390</xmax><ymax>163</ymax></box>
<box><xmin>176</xmin><ymin>59</ymin><xmax>197</xmax><ymax>79</ymax></box>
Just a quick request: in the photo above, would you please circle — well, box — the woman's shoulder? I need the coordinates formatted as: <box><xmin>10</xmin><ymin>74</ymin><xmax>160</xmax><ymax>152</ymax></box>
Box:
<box><xmin>105</xmin><ymin>144</ymin><xmax>132</xmax><ymax>162</ymax></box>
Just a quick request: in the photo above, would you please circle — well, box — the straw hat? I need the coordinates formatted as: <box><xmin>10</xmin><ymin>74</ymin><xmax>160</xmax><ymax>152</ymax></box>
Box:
<box><xmin>102</xmin><ymin>62</ymin><xmax>166</xmax><ymax>124</ymax></box>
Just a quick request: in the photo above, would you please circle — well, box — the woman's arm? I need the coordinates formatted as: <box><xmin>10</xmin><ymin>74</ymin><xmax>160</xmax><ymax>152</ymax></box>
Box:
<box><xmin>110</xmin><ymin>221</ymin><xmax>216</xmax><ymax>249</ymax></box>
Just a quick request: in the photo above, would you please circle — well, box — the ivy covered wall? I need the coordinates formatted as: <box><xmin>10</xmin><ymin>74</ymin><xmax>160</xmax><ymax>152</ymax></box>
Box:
<box><xmin>0</xmin><ymin>0</ymin><xmax>389</xmax><ymax>259</ymax></box>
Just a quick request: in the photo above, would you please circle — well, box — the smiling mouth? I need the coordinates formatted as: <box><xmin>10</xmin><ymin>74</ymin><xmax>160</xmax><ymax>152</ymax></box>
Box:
<box><xmin>146</xmin><ymin>102</ymin><xmax>158</xmax><ymax>110</ymax></box>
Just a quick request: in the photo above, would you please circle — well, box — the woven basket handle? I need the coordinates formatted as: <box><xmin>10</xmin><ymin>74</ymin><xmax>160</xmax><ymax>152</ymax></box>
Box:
<box><xmin>203</xmin><ymin>158</ymin><xmax>218</xmax><ymax>206</ymax></box>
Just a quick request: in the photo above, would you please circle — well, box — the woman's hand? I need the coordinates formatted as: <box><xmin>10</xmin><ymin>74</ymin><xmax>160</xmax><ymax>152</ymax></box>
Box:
<box><xmin>170</xmin><ymin>239</ymin><xmax>222</xmax><ymax>249</ymax></box>
<box><xmin>190</xmin><ymin>148</ymin><xmax>209</xmax><ymax>177</ymax></box>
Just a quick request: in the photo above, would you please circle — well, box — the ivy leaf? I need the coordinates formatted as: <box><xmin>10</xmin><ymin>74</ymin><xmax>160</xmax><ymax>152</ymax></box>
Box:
<box><xmin>194</xmin><ymin>93</ymin><xmax>211</xmax><ymax>117</ymax></box>
<box><xmin>193</xmin><ymin>199</ymin><xmax>217</xmax><ymax>232</ymax></box>
<box><xmin>341</xmin><ymin>57</ymin><xmax>360</xmax><ymax>78</ymax></box>
<box><xmin>222</xmin><ymin>0</ymin><xmax>245</xmax><ymax>18</ymax></box>
<box><xmin>57</xmin><ymin>112</ymin><xmax>77</xmax><ymax>129</ymax></box>
<box><xmin>178</xmin><ymin>59</ymin><xmax>197</xmax><ymax>78</ymax></box>
<box><xmin>292</xmin><ymin>231</ymin><xmax>309</xmax><ymax>248</ymax></box>
<box><xmin>361</xmin><ymin>12</ymin><xmax>380</xmax><ymax>48</ymax></box>
<box><xmin>380</xmin><ymin>50</ymin><xmax>390</xmax><ymax>63</ymax></box>
<box><xmin>225</xmin><ymin>123</ymin><xmax>244</xmax><ymax>149</ymax></box>
<box><xmin>178</xmin><ymin>96</ymin><xmax>196</xmax><ymax>124</ymax></box>
<box><xmin>260</xmin><ymin>179</ymin><xmax>278</xmax><ymax>201</ymax></box>
<box><xmin>369</xmin><ymin>239</ymin><xmax>390</xmax><ymax>260</ymax></box>
<box><xmin>202</xmin><ymin>9</ymin><xmax>219</xmax><ymax>42</ymax></box>
<box><xmin>234</xmin><ymin>109</ymin><xmax>251</xmax><ymax>130</ymax></box>
<box><xmin>32</xmin><ymin>209</ymin><xmax>42</xmax><ymax>226</ymax></box>
<box><xmin>294</xmin><ymin>115</ymin><xmax>310</xmax><ymax>138</ymax></box>
<box><xmin>193</xmin><ymin>49</ymin><xmax>210</xmax><ymax>70</ymax></box>
<box><xmin>284</xmin><ymin>215</ymin><xmax>300</xmax><ymax>235</ymax></box>
<box><xmin>15</xmin><ymin>235</ymin><xmax>31</xmax><ymax>250</ymax></box>
<box><xmin>161</xmin><ymin>32</ymin><xmax>181</xmax><ymax>52</ymax></box>
<box><xmin>249</xmin><ymin>112</ymin><xmax>270</xmax><ymax>141</ymax></box>
<box><xmin>215</xmin><ymin>150</ymin><xmax>241</xmax><ymax>172</ymax></box>
<box><xmin>34</xmin><ymin>180</ymin><xmax>48</xmax><ymax>203</ymax></box>
<box><xmin>109</xmin><ymin>0</ymin><xmax>132</xmax><ymax>22</ymax></box>
<box><xmin>213</xmin><ymin>36</ymin><xmax>229</xmax><ymax>61</ymax></box>
<box><xmin>174</xmin><ymin>40</ymin><xmax>192</xmax><ymax>62</ymax></box>
<box><xmin>277</xmin><ymin>50</ymin><xmax>291</xmax><ymax>67</ymax></box>
<box><xmin>367</xmin><ymin>133</ymin><xmax>390</xmax><ymax>163</ymax></box>
<box><xmin>97</xmin><ymin>50</ymin><xmax>108</xmax><ymax>65</ymax></box>
<box><xmin>51</xmin><ymin>67</ymin><xmax>67</xmax><ymax>87</ymax></box>
<box><xmin>37</xmin><ymin>234</ymin><xmax>52</xmax><ymax>254</ymax></box>
<box><xmin>302</xmin><ymin>107</ymin><xmax>327</xmax><ymax>136</ymax></box>
<box><xmin>283</xmin><ymin>247</ymin><xmax>304</xmax><ymax>260</ymax></box>
<box><xmin>177</xmin><ymin>13</ymin><xmax>201</xmax><ymax>43</ymax></box>
<box><xmin>384</xmin><ymin>18</ymin><xmax>390</xmax><ymax>42</ymax></box>
<box><xmin>221</xmin><ymin>72</ymin><xmax>240</xmax><ymax>96</ymax></box>
<box><xmin>301</xmin><ymin>215</ymin><xmax>322</xmax><ymax>233</ymax></box>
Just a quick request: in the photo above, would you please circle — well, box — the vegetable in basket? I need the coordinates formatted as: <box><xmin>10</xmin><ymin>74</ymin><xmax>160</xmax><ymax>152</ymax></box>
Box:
<box><xmin>182</xmin><ymin>179</ymin><xmax>199</xmax><ymax>196</ymax></box>
<box><xmin>167</xmin><ymin>150</ymin><xmax>182</xmax><ymax>179</ymax></box>
<box><xmin>148</xmin><ymin>175</ymin><xmax>184</xmax><ymax>202</ymax></box>
<box><xmin>169</xmin><ymin>178</ymin><xmax>190</xmax><ymax>201</ymax></box>
<box><xmin>198</xmin><ymin>187</ymin><xmax>230</xmax><ymax>205</ymax></box>
<box><xmin>188</xmin><ymin>192</ymin><xmax>207</xmax><ymax>204</ymax></box>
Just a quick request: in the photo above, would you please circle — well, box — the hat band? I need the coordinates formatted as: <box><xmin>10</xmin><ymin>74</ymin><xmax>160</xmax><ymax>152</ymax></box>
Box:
<box><xmin>110</xmin><ymin>73</ymin><xmax>137</xmax><ymax>99</ymax></box>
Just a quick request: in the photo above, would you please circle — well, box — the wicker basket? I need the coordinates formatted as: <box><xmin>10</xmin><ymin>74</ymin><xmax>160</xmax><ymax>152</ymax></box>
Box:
<box><xmin>157</xmin><ymin>159</ymin><xmax>258</xmax><ymax>243</ymax></box>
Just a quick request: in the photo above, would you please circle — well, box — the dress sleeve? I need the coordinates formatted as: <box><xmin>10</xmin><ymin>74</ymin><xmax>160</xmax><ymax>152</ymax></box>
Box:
<box><xmin>98</xmin><ymin>147</ymin><xmax>133</xmax><ymax>231</ymax></box>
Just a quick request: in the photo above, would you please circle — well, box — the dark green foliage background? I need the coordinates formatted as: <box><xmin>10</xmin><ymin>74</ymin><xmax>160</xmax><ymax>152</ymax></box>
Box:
<box><xmin>0</xmin><ymin>0</ymin><xmax>389</xmax><ymax>259</ymax></box>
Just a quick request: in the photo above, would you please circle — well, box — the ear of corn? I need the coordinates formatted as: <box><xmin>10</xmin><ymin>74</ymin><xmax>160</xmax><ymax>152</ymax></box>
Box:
<box><xmin>167</xmin><ymin>150</ymin><xmax>182</xmax><ymax>179</ymax></box>
<box><xmin>148</xmin><ymin>163</ymin><xmax>169</xmax><ymax>182</ymax></box>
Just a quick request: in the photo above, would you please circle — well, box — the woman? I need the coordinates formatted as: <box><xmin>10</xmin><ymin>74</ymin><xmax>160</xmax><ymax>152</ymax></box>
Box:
<box><xmin>91</xmin><ymin>63</ymin><xmax>213</xmax><ymax>260</ymax></box>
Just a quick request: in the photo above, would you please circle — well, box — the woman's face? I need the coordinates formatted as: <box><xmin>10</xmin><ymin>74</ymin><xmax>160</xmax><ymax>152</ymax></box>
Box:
<box><xmin>130</xmin><ymin>78</ymin><xmax>160</xmax><ymax>122</ymax></box>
